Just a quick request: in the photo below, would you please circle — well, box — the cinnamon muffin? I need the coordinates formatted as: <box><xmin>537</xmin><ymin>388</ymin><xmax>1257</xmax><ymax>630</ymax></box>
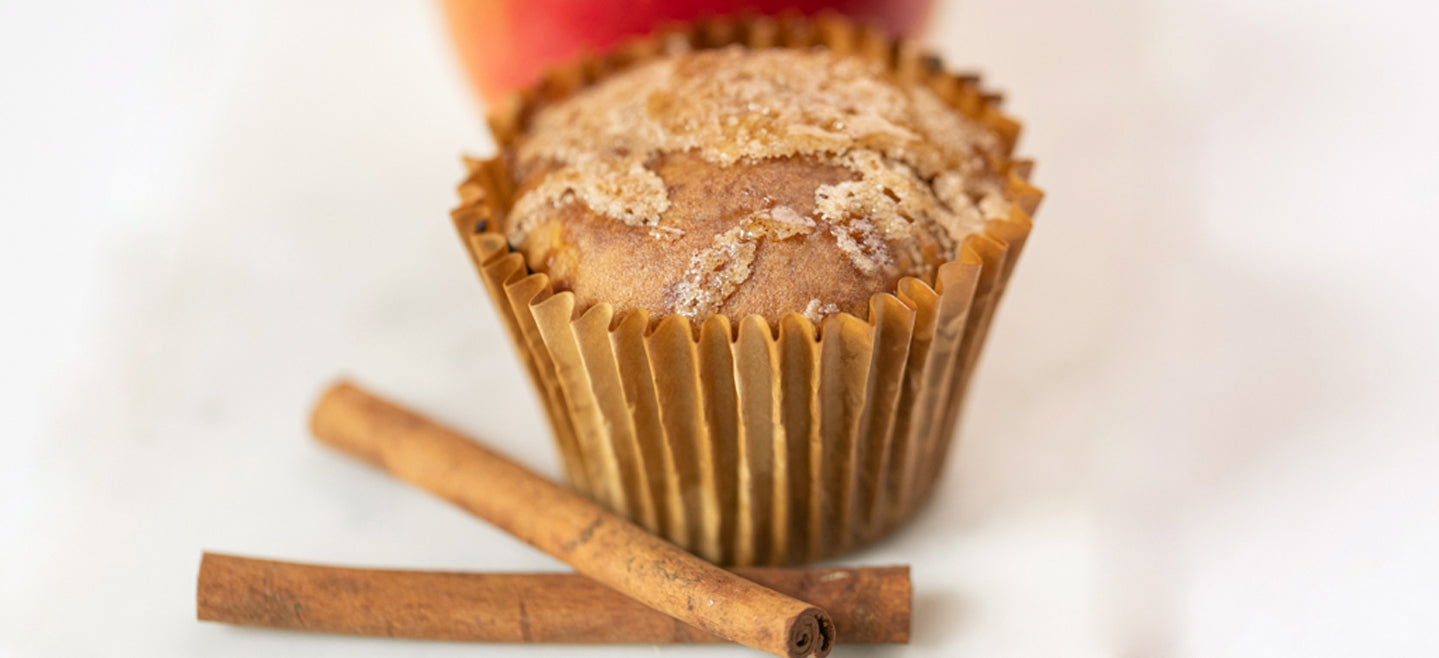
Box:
<box><xmin>453</xmin><ymin>15</ymin><xmax>1040</xmax><ymax>565</ymax></box>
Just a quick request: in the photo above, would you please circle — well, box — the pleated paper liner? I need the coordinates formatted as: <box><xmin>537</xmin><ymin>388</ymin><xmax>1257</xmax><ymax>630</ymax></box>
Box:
<box><xmin>450</xmin><ymin>13</ymin><xmax>1043</xmax><ymax>566</ymax></box>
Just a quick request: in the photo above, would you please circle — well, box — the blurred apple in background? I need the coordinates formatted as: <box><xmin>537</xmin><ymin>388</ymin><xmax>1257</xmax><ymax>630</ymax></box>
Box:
<box><xmin>442</xmin><ymin>0</ymin><xmax>934</xmax><ymax>104</ymax></box>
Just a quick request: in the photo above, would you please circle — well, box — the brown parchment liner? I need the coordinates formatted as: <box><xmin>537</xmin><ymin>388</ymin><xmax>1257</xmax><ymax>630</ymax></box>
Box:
<box><xmin>450</xmin><ymin>13</ymin><xmax>1043</xmax><ymax>566</ymax></box>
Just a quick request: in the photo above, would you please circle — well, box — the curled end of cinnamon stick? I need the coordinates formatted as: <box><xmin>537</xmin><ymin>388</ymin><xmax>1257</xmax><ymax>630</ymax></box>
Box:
<box><xmin>787</xmin><ymin>607</ymin><xmax>836</xmax><ymax>658</ymax></box>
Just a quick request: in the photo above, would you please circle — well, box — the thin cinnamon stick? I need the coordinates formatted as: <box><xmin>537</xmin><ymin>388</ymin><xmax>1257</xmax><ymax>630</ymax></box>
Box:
<box><xmin>198</xmin><ymin>553</ymin><xmax>909</xmax><ymax>644</ymax></box>
<box><xmin>309</xmin><ymin>381</ymin><xmax>837</xmax><ymax>658</ymax></box>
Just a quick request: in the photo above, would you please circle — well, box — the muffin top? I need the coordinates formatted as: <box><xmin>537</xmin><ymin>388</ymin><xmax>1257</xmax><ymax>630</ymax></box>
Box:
<box><xmin>501</xmin><ymin>46</ymin><xmax>1012</xmax><ymax>324</ymax></box>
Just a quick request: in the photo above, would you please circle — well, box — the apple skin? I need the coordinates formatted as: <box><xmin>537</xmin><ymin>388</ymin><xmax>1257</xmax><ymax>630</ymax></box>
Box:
<box><xmin>442</xmin><ymin>0</ymin><xmax>934</xmax><ymax>104</ymax></box>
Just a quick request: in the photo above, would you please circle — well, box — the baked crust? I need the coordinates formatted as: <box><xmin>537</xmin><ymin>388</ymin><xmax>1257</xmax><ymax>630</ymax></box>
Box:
<box><xmin>502</xmin><ymin>46</ymin><xmax>1012</xmax><ymax>324</ymax></box>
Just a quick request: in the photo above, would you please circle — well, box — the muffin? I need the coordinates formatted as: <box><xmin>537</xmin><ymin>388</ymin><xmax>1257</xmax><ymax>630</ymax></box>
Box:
<box><xmin>451</xmin><ymin>15</ymin><xmax>1042</xmax><ymax>565</ymax></box>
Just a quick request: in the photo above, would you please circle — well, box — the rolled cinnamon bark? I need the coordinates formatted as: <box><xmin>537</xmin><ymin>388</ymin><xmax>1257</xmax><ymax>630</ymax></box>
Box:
<box><xmin>197</xmin><ymin>553</ymin><xmax>909</xmax><ymax>644</ymax></box>
<box><xmin>309</xmin><ymin>381</ymin><xmax>836</xmax><ymax>657</ymax></box>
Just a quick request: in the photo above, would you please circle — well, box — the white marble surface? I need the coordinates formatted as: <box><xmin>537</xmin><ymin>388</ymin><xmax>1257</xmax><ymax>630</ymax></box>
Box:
<box><xmin>3</xmin><ymin>1</ymin><xmax>1437</xmax><ymax>656</ymax></box>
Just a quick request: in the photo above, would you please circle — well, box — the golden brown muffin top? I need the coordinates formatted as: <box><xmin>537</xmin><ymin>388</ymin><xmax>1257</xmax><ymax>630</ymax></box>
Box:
<box><xmin>502</xmin><ymin>46</ymin><xmax>1011</xmax><ymax>324</ymax></box>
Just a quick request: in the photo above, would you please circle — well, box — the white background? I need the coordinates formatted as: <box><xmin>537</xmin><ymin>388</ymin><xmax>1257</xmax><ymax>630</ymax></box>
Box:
<box><xmin>3</xmin><ymin>1</ymin><xmax>1437</xmax><ymax>656</ymax></box>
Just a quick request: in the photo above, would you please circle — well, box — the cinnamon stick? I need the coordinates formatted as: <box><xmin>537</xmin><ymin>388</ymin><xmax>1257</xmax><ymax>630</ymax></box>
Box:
<box><xmin>198</xmin><ymin>553</ymin><xmax>909</xmax><ymax>644</ymax></box>
<box><xmin>309</xmin><ymin>381</ymin><xmax>836</xmax><ymax>657</ymax></box>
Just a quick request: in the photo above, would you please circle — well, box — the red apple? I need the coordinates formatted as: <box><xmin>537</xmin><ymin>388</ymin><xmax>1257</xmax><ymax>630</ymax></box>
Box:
<box><xmin>442</xmin><ymin>0</ymin><xmax>934</xmax><ymax>104</ymax></box>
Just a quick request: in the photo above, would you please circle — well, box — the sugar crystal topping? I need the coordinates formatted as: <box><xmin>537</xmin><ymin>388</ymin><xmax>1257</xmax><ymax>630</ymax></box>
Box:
<box><xmin>507</xmin><ymin>46</ymin><xmax>1011</xmax><ymax>322</ymax></box>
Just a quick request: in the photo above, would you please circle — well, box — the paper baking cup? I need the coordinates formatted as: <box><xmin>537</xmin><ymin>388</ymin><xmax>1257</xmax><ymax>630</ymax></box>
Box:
<box><xmin>450</xmin><ymin>13</ymin><xmax>1042</xmax><ymax>565</ymax></box>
